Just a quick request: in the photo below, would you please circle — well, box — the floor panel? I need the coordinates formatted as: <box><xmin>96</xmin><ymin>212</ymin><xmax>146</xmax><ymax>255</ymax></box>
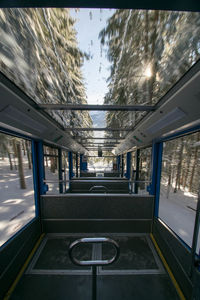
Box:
<box><xmin>9</xmin><ymin>233</ymin><xmax>181</xmax><ymax>300</ymax></box>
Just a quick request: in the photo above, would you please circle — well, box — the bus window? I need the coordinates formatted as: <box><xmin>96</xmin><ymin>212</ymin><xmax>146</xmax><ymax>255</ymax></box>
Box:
<box><xmin>138</xmin><ymin>147</ymin><xmax>152</xmax><ymax>194</ymax></box>
<box><xmin>44</xmin><ymin>145</ymin><xmax>59</xmax><ymax>194</ymax></box>
<box><xmin>62</xmin><ymin>150</ymin><xmax>69</xmax><ymax>192</ymax></box>
<box><xmin>0</xmin><ymin>132</ymin><xmax>35</xmax><ymax>246</ymax></box>
<box><xmin>159</xmin><ymin>131</ymin><xmax>200</xmax><ymax>249</ymax></box>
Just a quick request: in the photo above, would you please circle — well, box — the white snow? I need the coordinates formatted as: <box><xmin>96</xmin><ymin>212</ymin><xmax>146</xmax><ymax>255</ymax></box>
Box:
<box><xmin>159</xmin><ymin>182</ymin><xmax>200</xmax><ymax>254</ymax></box>
<box><xmin>0</xmin><ymin>157</ymin><xmax>35</xmax><ymax>247</ymax></box>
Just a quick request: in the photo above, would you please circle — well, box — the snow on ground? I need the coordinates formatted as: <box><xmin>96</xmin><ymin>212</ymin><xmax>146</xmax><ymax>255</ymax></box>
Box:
<box><xmin>159</xmin><ymin>182</ymin><xmax>200</xmax><ymax>253</ymax></box>
<box><xmin>0</xmin><ymin>157</ymin><xmax>35</xmax><ymax>246</ymax></box>
<box><xmin>88</xmin><ymin>160</ymin><xmax>113</xmax><ymax>172</ymax></box>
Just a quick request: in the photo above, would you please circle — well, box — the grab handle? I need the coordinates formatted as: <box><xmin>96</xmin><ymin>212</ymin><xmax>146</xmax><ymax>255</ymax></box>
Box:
<box><xmin>69</xmin><ymin>237</ymin><xmax>120</xmax><ymax>300</ymax></box>
<box><xmin>89</xmin><ymin>186</ymin><xmax>108</xmax><ymax>193</ymax></box>
<box><xmin>69</xmin><ymin>237</ymin><xmax>119</xmax><ymax>266</ymax></box>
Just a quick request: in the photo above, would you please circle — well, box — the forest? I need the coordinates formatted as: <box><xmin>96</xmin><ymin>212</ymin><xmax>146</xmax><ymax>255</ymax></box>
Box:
<box><xmin>0</xmin><ymin>8</ymin><xmax>200</xmax><ymax>195</ymax></box>
<box><xmin>0</xmin><ymin>8</ymin><xmax>93</xmax><ymax>137</ymax></box>
<box><xmin>100</xmin><ymin>9</ymin><xmax>200</xmax><ymax>132</ymax></box>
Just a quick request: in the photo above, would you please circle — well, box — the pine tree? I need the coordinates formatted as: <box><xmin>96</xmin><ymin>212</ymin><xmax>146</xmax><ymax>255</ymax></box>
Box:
<box><xmin>0</xmin><ymin>8</ymin><xmax>93</xmax><ymax>138</ymax></box>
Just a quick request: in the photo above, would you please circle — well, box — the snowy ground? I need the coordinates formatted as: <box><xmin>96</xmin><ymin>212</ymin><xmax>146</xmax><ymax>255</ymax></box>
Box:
<box><xmin>88</xmin><ymin>160</ymin><xmax>113</xmax><ymax>172</ymax></box>
<box><xmin>0</xmin><ymin>157</ymin><xmax>35</xmax><ymax>247</ymax></box>
<box><xmin>159</xmin><ymin>182</ymin><xmax>200</xmax><ymax>253</ymax></box>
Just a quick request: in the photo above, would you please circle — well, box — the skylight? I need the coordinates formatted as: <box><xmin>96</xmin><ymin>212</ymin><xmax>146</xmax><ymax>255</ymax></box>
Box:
<box><xmin>0</xmin><ymin>8</ymin><xmax>200</xmax><ymax>152</ymax></box>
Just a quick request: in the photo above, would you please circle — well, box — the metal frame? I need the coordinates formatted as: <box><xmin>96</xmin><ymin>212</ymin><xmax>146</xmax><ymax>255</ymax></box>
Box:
<box><xmin>68</xmin><ymin>151</ymin><xmax>73</xmax><ymax>180</ymax></box>
<box><xmin>153</xmin><ymin>143</ymin><xmax>163</xmax><ymax>217</ymax></box>
<box><xmin>82</xmin><ymin>143</ymin><xmax>120</xmax><ymax>145</ymax></box>
<box><xmin>76</xmin><ymin>137</ymin><xmax>125</xmax><ymax>140</ymax></box>
<box><xmin>31</xmin><ymin>140</ymin><xmax>40</xmax><ymax>217</ymax></box>
<box><xmin>134</xmin><ymin>149</ymin><xmax>140</xmax><ymax>194</ymax></box>
<box><xmin>58</xmin><ymin>148</ymin><xmax>63</xmax><ymax>193</ymax></box>
<box><xmin>65</xmin><ymin>127</ymin><xmax>131</xmax><ymax>131</ymax></box>
<box><xmin>1</xmin><ymin>0</ymin><xmax>200</xmax><ymax>11</ymax></box>
<box><xmin>126</xmin><ymin>152</ymin><xmax>131</xmax><ymax>180</ymax></box>
<box><xmin>38</xmin><ymin>104</ymin><xmax>155</xmax><ymax>111</ymax></box>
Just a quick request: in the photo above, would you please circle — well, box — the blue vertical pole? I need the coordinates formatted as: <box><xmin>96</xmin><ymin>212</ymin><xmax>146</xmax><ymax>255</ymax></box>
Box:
<box><xmin>80</xmin><ymin>154</ymin><xmax>87</xmax><ymax>171</ymax></box>
<box><xmin>126</xmin><ymin>152</ymin><xmax>131</xmax><ymax>179</ymax></box>
<box><xmin>80</xmin><ymin>154</ymin><xmax>83</xmax><ymax>171</ymax></box>
<box><xmin>37</xmin><ymin>141</ymin><xmax>47</xmax><ymax>195</ymax></box>
<box><xmin>121</xmin><ymin>154</ymin><xmax>124</xmax><ymax>177</ymax></box>
<box><xmin>32</xmin><ymin>140</ymin><xmax>48</xmax><ymax>225</ymax></box>
<box><xmin>150</xmin><ymin>142</ymin><xmax>163</xmax><ymax>217</ymax></box>
<box><xmin>134</xmin><ymin>149</ymin><xmax>140</xmax><ymax>194</ymax></box>
<box><xmin>76</xmin><ymin>153</ymin><xmax>79</xmax><ymax>177</ymax></box>
<box><xmin>31</xmin><ymin>140</ymin><xmax>39</xmax><ymax>217</ymax></box>
<box><xmin>58</xmin><ymin>148</ymin><xmax>63</xmax><ymax>193</ymax></box>
<box><xmin>68</xmin><ymin>152</ymin><xmax>73</xmax><ymax>180</ymax></box>
<box><xmin>117</xmin><ymin>155</ymin><xmax>120</xmax><ymax>173</ymax></box>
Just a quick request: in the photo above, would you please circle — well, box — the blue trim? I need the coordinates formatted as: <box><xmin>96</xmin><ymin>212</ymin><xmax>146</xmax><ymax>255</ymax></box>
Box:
<box><xmin>37</xmin><ymin>141</ymin><xmax>46</xmax><ymax>195</ymax></box>
<box><xmin>68</xmin><ymin>151</ymin><xmax>73</xmax><ymax>180</ymax></box>
<box><xmin>121</xmin><ymin>154</ymin><xmax>124</xmax><ymax>177</ymax></box>
<box><xmin>0</xmin><ymin>126</ymin><xmax>33</xmax><ymax>141</ymax></box>
<box><xmin>149</xmin><ymin>143</ymin><xmax>159</xmax><ymax>196</ymax></box>
<box><xmin>31</xmin><ymin>140</ymin><xmax>39</xmax><ymax>217</ymax></box>
<box><xmin>154</xmin><ymin>143</ymin><xmax>163</xmax><ymax>217</ymax></box>
<box><xmin>75</xmin><ymin>153</ymin><xmax>79</xmax><ymax>177</ymax></box>
<box><xmin>80</xmin><ymin>154</ymin><xmax>87</xmax><ymax>171</ymax></box>
<box><xmin>80</xmin><ymin>154</ymin><xmax>83</xmax><ymax>170</ymax></box>
<box><xmin>58</xmin><ymin>148</ymin><xmax>63</xmax><ymax>193</ymax></box>
<box><xmin>156</xmin><ymin>124</ymin><xmax>200</xmax><ymax>143</ymax></box>
<box><xmin>117</xmin><ymin>155</ymin><xmax>120</xmax><ymax>172</ymax></box>
<box><xmin>126</xmin><ymin>152</ymin><xmax>131</xmax><ymax>179</ymax></box>
<box><xmin>134</xmin><ymin>149</ymin><xmax>140</xmax><ymax>194</ymax></box>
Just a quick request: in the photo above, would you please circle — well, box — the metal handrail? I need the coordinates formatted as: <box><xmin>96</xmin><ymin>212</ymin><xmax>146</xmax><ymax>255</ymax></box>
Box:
<box><xmin>69</xmin><ymin>237</ymin><xmax>120</xmax><ymax>300</ymax></box>
<box><xmin>43</xmin><ymin>179</ymin><xmax>151</xmax><ymax>183</ymax></box>
<box><xmin>69</xmin><ymin>237</ymin><xmax>119</xmax><ymax>266</ymax></box>
<box><xmin>89</xmin><ymin>186</ymin><xmax>108</xmax><ymax>193</ymax></box>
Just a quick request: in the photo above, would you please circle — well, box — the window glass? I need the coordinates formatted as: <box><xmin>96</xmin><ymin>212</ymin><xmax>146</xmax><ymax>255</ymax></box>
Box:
<box><xmin>62</xmin><ymin>150</ymin><xmax>69</xmax><ymax>192</ymax></box>
<box><xmin>123</xmin><ymin>154</ymin><xmax>127</xmax><ymax>176</ymax></box>
<box><xmin>44</xmin><ymin>145</ymin><xmax>59</xmax><ymax>194</ymax></box>
<box><xmin>138</xmin><ymin>147</ymin><xmax>152</xmax><ymax>194</ymax></box>
<box><xmin>130</xmin><ymin>150</ymin><xmax>137</xmax><ymax>191</ymax></box>
<box><xmin>0</xmin><ymin>132</ymin><xmax>35</xmax><ymax>246</ymax></box>
<box><xmin>72</xmin><ymin>153</ymin><xmax>77</xmax><ymax>178</ymax></box>
<box><xmin>159</xmin><ymin>131</ymin><xmax>200</xmax><ymax>249</ymax></box>
<box><xmin>88</xmin><ymin>156</ymin><xmax>113</xmax><ymax>172</ymax></box>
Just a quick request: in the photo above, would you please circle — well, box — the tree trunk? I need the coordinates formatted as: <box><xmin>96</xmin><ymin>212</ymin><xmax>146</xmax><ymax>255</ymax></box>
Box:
<box><xmin>174</xmin><ymin>138</ymin><xmax>184</xmax><ymax>193</ymax></box>
<box><xmin>2</xmin><ymin>142</ymin><xmax>13</xmax><ymax>170</ymax></box>
<box><xmin>167</xmin><ymin>153</ymin><xmax>173</xmax><ymax>199</ymax></box>
<box><xmin>12</xmin><ymin>139</ymin><xmax>18</xmax><ymax>170</ymax></box>
<box><xmin>25</xmin><ymin>140</ymin><xmax>32</xmax><ymax>169</ymax></box>
<box><xmin>50</xmin><ymin>148</ymin><xmax>56</xmax><ymax>173</ymax></box>
<box><xmin>17</xmin><ymin>142</ymin><xmax>26</xmax><ymax>189</ymax></box>
<box><xmin>23</xmin><ymin>140</ymin><xmax>26</xmax><ymax>155</ymax></box>
<box><xmin>189</xmin><ymin>148</ymin><xmax>198</xmax><ymax>193</ymax></box>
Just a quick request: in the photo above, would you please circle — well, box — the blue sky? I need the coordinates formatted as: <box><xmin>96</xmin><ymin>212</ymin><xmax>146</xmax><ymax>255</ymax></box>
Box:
<box><xmin>70</xmin><ymin>8</ymin><xmax>115</xmax><ymax>105</ymax></box>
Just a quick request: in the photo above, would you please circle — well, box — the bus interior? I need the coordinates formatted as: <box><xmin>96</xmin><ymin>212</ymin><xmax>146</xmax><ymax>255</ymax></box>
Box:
<box><xmin>0</xmin><ymin>1</ymin><xmax>200</xmax><ymax>299</ymax></box>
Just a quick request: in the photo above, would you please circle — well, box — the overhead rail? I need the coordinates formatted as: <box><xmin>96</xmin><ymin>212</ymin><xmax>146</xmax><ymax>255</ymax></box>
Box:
<box><xmin>65</xmin><ymin>127</ymin><xmax>130</xmax><ymax>131</ymax></box>
<box><xmin>38</xmin><ymin>104</ymin><xmax>155</xmax><ymax>111</ymax></box>
<box><xmin>75</xmin><ymin>137</ymin><xmax>125</xmax><ymax>140</ymax></box>
<box><xmin>81</xmin><ymin>142</ymin><xmax>120</xmax><ymax>145</ymax></box>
